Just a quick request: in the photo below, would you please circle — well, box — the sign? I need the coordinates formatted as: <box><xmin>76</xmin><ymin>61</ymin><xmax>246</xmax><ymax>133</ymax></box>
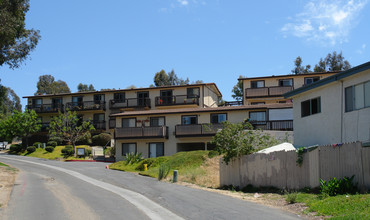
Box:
<box><xmin>77</xmin><ymin>148</ymin><xmax>85</xmax><ymax>156</ymax></box>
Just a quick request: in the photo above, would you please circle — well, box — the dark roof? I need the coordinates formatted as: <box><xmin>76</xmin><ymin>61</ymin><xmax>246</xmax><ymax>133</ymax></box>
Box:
<box><xmin>110</xmin><ymin>103</ymin><xmax>293</xmax><ymax>117</ymax></box>
<box><xmin>285</xmin><ymin>61</ymin><xmax>370</xmax><ymax>98</ymax></box>
<box><xmin>23</xmin><ymin>83</ymin><xmax>222</xmax><ymax>98</ymax></box>
<box><xmin>238</xmin><ymin>71</ymin><xmax>338</xmax><ymax>81</ymax></box>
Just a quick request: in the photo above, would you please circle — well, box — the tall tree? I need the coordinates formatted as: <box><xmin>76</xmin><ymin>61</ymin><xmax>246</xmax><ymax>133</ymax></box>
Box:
<box><xmin>0</xmin><ymin>0</ymin><xmax>41</xmax><ymax>69</ymax></box>
<box><xmin>154</xmin><ymin>70</ymin><xmax>169</xmax><ymax>86</ymax></box>
<box><xmin>231</xmin><ymin>76</ymin><xmax>244</xmax><ymax>101</ymax></box>
<box><xmin>77</xmin><ymin>83</ymin><xmax>96</xmax><ymax>92</ymax></box>
<box><xmin>35</xmin><ymin>75</ymin><xmax>71</xmax><ymax>95</ymax></box>
<box><xmin>314</xmin><ymin>51</ymin><xmax>351</xmax><ymax>72</ymax></box>
<box><xmin>154</xmin><ymin>69</ymin><xmax>191</xmax><ymax>86</ymax></box>
<box><xmin>291</xmin><ymin>56</ymin><xmax>312</xmax><ymax>74</ymax></box>
<box><xmin>0</xmin><ymin>87</ymin><xmax>21</xmax><ymax>118</ymax></box>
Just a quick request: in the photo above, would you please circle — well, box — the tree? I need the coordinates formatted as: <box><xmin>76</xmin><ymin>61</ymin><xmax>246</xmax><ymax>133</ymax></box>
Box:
<box><xmin>314</xmin><ymin>51</ymin><xmax>351</xmax><ymax>72</ymax></box>
<box><xmin>0</xmin><ymin>87</ymin><xmax>21</xmax><ymax>118</ymax></box>
<box><xmin>291</xmin><ymin>56</ymin><xmax>312</xmax><ymax>74</ymax></box>
<box><xmin>231</xmin><ymin>76</ymin><xmax>243</xmax><ymax>101</ymax></box>
<box><xmin>154</xmin><ymin>69</ymin><xmax>191</xmax><ymax>86</ymax></box>
<box><xmin>0</xmin><ymin>0</ymin><xmax>40</xmax><ymax>69</ymax></box>
<box><xmin>154</xmin><ymin>70</ymin><xmax>169</xmax><ymax>86</ymax></box>
<box><xmin>77</xmin><ymin>83</ymin><xmax>96</xmax><ymax>92</ymax></box>
<box><xmin>0</xmin><ymin>110</ymin><xmax>41</xmax><ymax>146</ymax></box>
<box><xmin>49</xmin><ymin>110</ymin><xmax>95</xmax><ymax>156</ymax></box>
<box><xmin>211</xmin><ymin>120</ymin><xmax>278</xmax><ymax>164</ymax></box>
<box><xmin>35</xmin><ymin>75</ymin><xmax>71</xmax><ymax>95</ymax></box>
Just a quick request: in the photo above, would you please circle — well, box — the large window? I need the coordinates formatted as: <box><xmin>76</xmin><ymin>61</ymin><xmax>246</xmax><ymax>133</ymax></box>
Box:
<box><xmin>149</xmin><ymin>143</ymin><xmax>164</xmax><ymax>158</ymax></box>
<box><xmin>187</xmin><ymin>87</ymin><xmax>200</xmax><ymax>98</ymax></box>
<box><xmin>304</xmin><ymin>77</ymin><xmax>320</xmax><ymax>85</ymax></box>
<box><xmin>279</xmin><ymin>79</ymin><xmax>293</xmax><ymax>87</ymax></box>
<box><xmin>150</xmin><ymin>117</ymin><xmax>165</xmax><ymax>127</ymax></box>
<box><xmin>210</xmin><ymin>113</ymin><xmax>227</xmax><ymax>124</ymax></box>
<box><xmin>114</xmin><ymin>93</ymin><xmax>125</xmax><ymax>101</ymax></box>
<box><xmin>249</xmin><ymin>111</ymin><xmax>266</xmax><ymax>121</ymax></box>
<box><xmin>251</xmin><ymin>80</ymin><xmax>264</xmax><ymax>88</ymax></box>
<box><xmin>345</xmin><ymin>81</ymin><xmax>370</xmax><ymax>112</ymax></box>
<box><xmin>182</xmin><ymin>115</ymin><xmax>198</xmax><ymax>125</ymax></box>
<box><xmin>122</xmin><ymin>143</ymin><xmax>136</xmax><ymax>156</ymax></box>
<box><xmin>301</xmin><ymin>97</ymin><xmax>321</xmax><ymax>117</ymax></box>
<box><xmin>94</xmin><ymin>94</ymin><xmax>105</xmax><ymax>103</ymax></box>
<box><xmin>32</xmin><ymin>98</ymin><xmax>42</xmax><ymax>107</ymax></box>
<box><xmin>122</xmin><ymin>118</ymin><xmax>136</xmax><ymax>127</ymax></box>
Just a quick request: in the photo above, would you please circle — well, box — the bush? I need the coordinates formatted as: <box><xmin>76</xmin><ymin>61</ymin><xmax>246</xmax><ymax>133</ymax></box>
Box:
<box><xmin>9</xmin><ymin>144</ymin><xmax>22</xmax><ymax>153</ymax></box>
<box><xmin>61</xmin><ymin>145</ymin><xmax>75</xmax><ymax>157</ymax></box>
<box><xmin>158</xmin><ymin>163</ymin><xmax>171</xmax><ymax>180</ymax></box>
<box><xmin>76</xmin><ymin>132</ymin><xmax>92</xmax><ymax>145</ymax></box>
<box><xmin>45</xmin><ymin>146</ymin><xmax>54</xmax><ymax>152</ymax></box>
<box><xmin>320</xmin><ymin>175</ymin><xmax>357</xmax><ymax>196</ymax></box>
<box><xmin>33</xmin><ymin>142</ymin><xmax>42</xmax><ymax>148</ymax></box>
<box><xmin>85</xmin><ymin>148</ymin><xmax>91</xmax><ymax>156</ymax></box>
<box><xmin>49</xmin><ymin>136</ymin><xmax>63</xmax><ymax>145</ymax></box>
<box><xmin>208</xmin><ymin>150</ymin><xmax>219</xmax><ymax>158</ymax></box>
<box><xmin>26</xmin><ymin>146</ymin><xmax>36</xmax><ymax>153</ymax></box>
<box><xmin>92</xmin><ymin>133</ymin><xmax>112</xmax><ymax>146</ymax></box>
<box><xmin>285</xmin><ymin>191</ymin><xmax>298</xmax><ymax>204</ymax></box>
<box><xmin>47</xmin><ymin>141</ymin><xmax>57</xmax><ymax>148</ymax></box>
<box><xmin>124</xmin><ymin>152</ymin><xmax>143</xmax><ymax>165</ymax></box>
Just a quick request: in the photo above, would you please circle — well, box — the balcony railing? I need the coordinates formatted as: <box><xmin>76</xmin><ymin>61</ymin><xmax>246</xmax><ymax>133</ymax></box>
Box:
<box><xmin>93</xmin><ymin>120</ymin><xmax>106</xmax><ymax>130</ymax></box>
<box><xmin>175</xmin><ymin>123</ymin><xmax>223</xmax><ymax>137</ymax></box>
<box><xmin>250</xmin><ymin>120</ymin><xmax>293</xmax><ymax>131</ymax></box>
<box><xmin>109</xmin><ymin>118</ymin><xmax>116</xmax><ymax>129</ymax></box>
<box><xmin>27</xmin><ymin>104</ymin><xmax>64</xmax><ymax>113</ymax></box>
<box><xmin>65</xmin><ymin>101</ymin><xmax>106</xmax><ymax>111</ymax></box>
<box><xmin>109</xmin><ymin>98</ymin><xmax>151</xmax><ymax>109</ymax></box>
<box><xmin>155</xmin><ymin>95</ymin><xmax>199</xmax><ymax>106</ymax></box>
<box><xmin>115</xmin><ymin>126</ymin><xmax>168</xmax><ymax>139</ymax></box>
<box><xmin>222</xmin><ymin>101</ymin><xmax>242</xmax><ymax>106</ymax></box>
<box><xmin>245</xmin><ymin>86</ymin><xmax>293</xmax><ymax>98</ymax></box>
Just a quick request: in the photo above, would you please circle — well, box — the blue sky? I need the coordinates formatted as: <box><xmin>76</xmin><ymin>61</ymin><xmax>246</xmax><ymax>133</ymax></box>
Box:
<box><xmin>1</xmin><ymin>0</ymin><xmax>369</xmax><ymax>109</ymax></box>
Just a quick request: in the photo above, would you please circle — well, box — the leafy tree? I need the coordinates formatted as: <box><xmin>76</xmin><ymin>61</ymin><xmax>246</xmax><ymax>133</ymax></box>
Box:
<box><xmin>0</xmin><ymin>0</ymin><xmax>41</xmax><ymax>69</ymax></box>
<box><xmin>291</xmin><ymin>56</ymin><xmax>312</xmax><ymax>74</ymax></box>
<box><xmin>126</xmin><ymin>85</ymin><xmax>137</xmax><ymax>89</ymax></box>
<box><xmin>49</xmin><ymin>110</ymin><xmax>95</xmax><ymax>156</ymax></box>
<box><xmin>0</xmin><ymin>87</ymin><xmax>21</xmax><ymax>118</ymax></box>
<box><xmin>35</xmin><ymin>75</ymin><xmax>71</xmax><ymax>95</ymax></box>
<box><xmin>154</xmin><ymin>69</ymin><xmax>191</xmax><ymax>86</ymax></box>
<box><xmin>231</xmin><ymin>76</ymin><xmax>244</xmax><ymax>101</ymax></box>
<box><xmin>0</xmin><ymin>110</ymin><xmax>41</xmax><ymax>146</ymax></box>
<box><xmin>154</xmin><ymin>70</ymin><xmax>169</xmax><ymax>86</ymax></box>
<box><xmin>77</xmin><ymin>83</ymin><xmax>96</xmax><ymax>92</ymax></box>
<box><xmin>314</xmin><ymin>51</ymin><xmax>351</xmax><ymax>72</ymax></box>
<box><xmin>211</xmin><ymin>120</ymin><xmax>278</xmax><ymax>164</ymax></box>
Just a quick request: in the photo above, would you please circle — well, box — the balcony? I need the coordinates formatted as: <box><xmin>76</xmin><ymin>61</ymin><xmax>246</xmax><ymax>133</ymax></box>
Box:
<box><xmin>175</xmin><ymin>123</ymin><xmax>223</xmax><ymax>137</ymax></box>
<box><xmin>93</xmin><ymin>120</ymin><xmax>106</xmax><ymax>130</ymax></box>
<box><xmin>155</xmin><ymin>95</ymin><xmax>199</xmax><ymax>107</ymax></box>
<box><xmin>115</xmin><ymin>126</ymin><xmax>168</xmax><ymax>139</ymax></box>
<box><xmin>65</xmin><ymin>101</ymin><xmax>106</xmax><ymax>111</ymax></box>
<box><xmin>27</xmin><ymin>104</ymin><xmax>64</xmax><ymax>113</ymax></box>
<box><xmin>109</xmin><ymin>98</ymin><xmax>151</xmax><ymax>109</ymax></box>
<box><xmin>245</xmin><ymin>86</ymin><xmax>293</xmax><ymax>98</ymax></box>
<box><xmin>250</xmin><ymin>120</ymin><xmax>293</xmax><ymax>131</ymax></box>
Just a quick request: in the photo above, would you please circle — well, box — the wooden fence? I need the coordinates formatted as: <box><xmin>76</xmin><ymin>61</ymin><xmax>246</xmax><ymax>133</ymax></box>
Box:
<box><xmin>220</xmin><ymin>142</ymin><xmax>370</xmax><ymax>190</ymax></box>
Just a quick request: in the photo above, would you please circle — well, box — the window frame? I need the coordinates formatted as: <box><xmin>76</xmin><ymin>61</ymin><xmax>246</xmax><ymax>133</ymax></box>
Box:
<box><xmin>187</xmin><ymin>87</ymin><xmax>200</xmax><ymax>98</ymax></box>
<box><xmin>122</xmin><ymin>143</ymin><xmax>137</xmax><ymax>156</ymax></box>
<box><xmin>345</xmin><ymin>80</ymin><xmax>370</xmax><ymax>112</ymax></box>
<box><xmin>250</xmin><ymin>80</ymin><xmax>265</xmax><ymax>88</ymax></box>
<box><xmin>210</xmin><ymin>113</ymin><xmax>227</xmax><ymax>124</ymax></box>
<box><xmin>301</xmin><ymin>97</ymin><xmax>321</xmax><ymax>117</ymax></box>
<box><xmin>304</xmin><ymin>76</ymin><xmax>320</xmax><ymax>85</ymax></box>
<box><xmin>279</xmin><ymin>78</ymin><xmax>293</xmax><ymax>87</ymax></box>
<box><xmin>148</xmin><ymin>142</ymin><xmax>164</xmax><ymax>158</ymax></box>
<box><xmin>181</xmin><ymin>115</ymin><xmax>198</xmax><ymax>125</ymax></box>
<box><xmin>113</xmin><ymin>92</ymin><xmax>125</xmax><ymax>101</ymax></box>
<box><xmin>121</xmin><ymin>117</ymin><xmax>137</xmax><ymax>128</ymax></box>
<box><xmin>249</xmin><ymin>111</ymin><xmax>267</xmax><ymax>122</ymax></box>
<box><xmin>150</xmin><ymin>117</ymin><xmax>165</xmax><ymax>127</ymax></box>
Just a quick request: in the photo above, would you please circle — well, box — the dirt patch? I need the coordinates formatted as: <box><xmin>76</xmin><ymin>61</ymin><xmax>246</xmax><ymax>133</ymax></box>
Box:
<box><xmin>0</xmin><ymin>165</ymin><xmax>18</xmax><ymax>209</ymax></box>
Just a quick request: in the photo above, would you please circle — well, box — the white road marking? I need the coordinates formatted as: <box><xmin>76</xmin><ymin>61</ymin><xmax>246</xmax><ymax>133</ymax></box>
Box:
<box><xmin>2</xmin><ymin>157</ymin><xmax>184</xmax><ymax>220</ymax></box>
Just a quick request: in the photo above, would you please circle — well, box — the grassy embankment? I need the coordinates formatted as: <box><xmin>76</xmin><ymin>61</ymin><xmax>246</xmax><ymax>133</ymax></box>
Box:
<box><xmin>19</xmin><ymin>145</ymin><xmax>92</xmax><ymax>160</ymax></box>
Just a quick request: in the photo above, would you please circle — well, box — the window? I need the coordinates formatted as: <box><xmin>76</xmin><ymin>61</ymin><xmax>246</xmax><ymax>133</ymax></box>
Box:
<box><xmin>137</xmin><ymin>92</ymin><xmax>149</xmax><ymax>106</ymax></box>
<box><xmin>251</xmin><ymin>80</ymin><xmax>264</xmax><ymax>88</ymax></box>
<box><xmin>160</xmin><ymin>90</ymin><xmax>173</xmax><ymax>105</ymax></box>
<box><xmin>93</xmin><ymin>113</ymin><xmax>105</xmax><ymax>122</ymax></box>
<box><xmin>304</xmin><ymin>77</ymin><xmax>320</xmax><ymax>85</ymax></box>
<box><xmin>94</xmin><ymin>94</ymin><xmax>105</xmax><ymax>103</ymax></box>
<box><xmin>187</xmin><ymin>87</ymin><xmax>200</xmax><ymax>98</ymax></box>
<box><xmin>72</xmin><ymin>96</ymin><xmax>83</xmax><ymax>103</ymax></box>
<box><xmin>278</xmin><ymin>101</ymin><xmax>286</xmax><ymax>103</ymax></box>
<box><xmin>301</xmin><ymin>97</ymin><xmax>321</xmax><ymax>117</ymax></box>
<box><xmin>210</xmin><ymin>113</ymin><xmax>227</xmax><ymax>124</ymax></box>
<box><xmin>149</xmin><ymin>143</ymin><xmax>164</xmax><ymax>158</ymax></box>
<box><xmin>279</xmin><ymin>79</ymin><xmax>293</xmax><ymax>87</ymax></box>
<box><xmin>150</xmin><ymin>117</ymin><xmax>165</xmax><ymax>127</ymax></box>
<box><xmin>122</xmin><ymin>143</ymin><xmax>136</xmax><ymax>156</ymax></box>
<box><xmin>114</xmin><ymin>93</ymin><xmax>125</xmax><ymax>101</ymax></box>
<box><xmin>182</xmin><ymin>115</ymin><xmax>198</xmax><ymax>125</ymax></box>
<box><xmin>251</xmin><ymin>102</ymin><xmax>265</xmax><ymax>105</ymax></box>
<box><xmin>32</xmin><ymin>99</ymin><xmax>42</xmax><ymax>107</ymax></box>
<box><xmin>122</xmin><ymin>118</ymin><xmax>136</xmax><ymax>127</ymax></box>
<box><xmin>249</xmin><ymin>111</ymin><xmax>266</xmax><ymax>121</ymax></box>
<box><xmin>345</xmin><ymin>81</ymin><xmax>370</xmax><ymax>112</ymax></box>
<box><xmin>52</xmin><ymin>98</ymin><xmax>62</xmax><ymax>109</ymax></box>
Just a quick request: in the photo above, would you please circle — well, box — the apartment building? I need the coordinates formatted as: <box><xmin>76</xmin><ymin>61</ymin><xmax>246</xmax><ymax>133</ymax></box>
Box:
<box><xmin>239</xmin><ymin>72</ymin><xmax>337</xmax><ymax>105</ymax></box>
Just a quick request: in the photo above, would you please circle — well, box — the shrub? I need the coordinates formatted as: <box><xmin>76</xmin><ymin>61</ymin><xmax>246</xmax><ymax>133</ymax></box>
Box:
<box><xmin>45</xmin><ymin>146</ymin><xmax>54</xmax><ymax>152</ymax></box>
<box><xmin>76</xmin><ymin>132</ymin><xmax>92</xmax><ymax>145</ymax></box>
<box><xmin>320</xmin><ymin>175</ymin><xmax>357</xmax><ymax>196</ymax></box>
<box><xmin>47</xmin><ymin>141</ymin><xmax>57</xmax><ymax>148</ymax></box>
<box><xmin>92</xmin><ymin>133</ymin><xmax>112</xmax><ymax>146</ymax></box>
<box><xmin>33</xmin><ymin>142</ymin><xmax>42</xmax><ymax>148</ymax></box>
<box><xmin>48</xmin><ymin>136</ymin><xmax>63</xmax><ymax>145</ymax></box>
<box><xmin>26</xmin><ymin>146</ymin><xmax>36</xmax><ymax>153</ymax></box>
<box><xmin>158</xmin><ymin>163</ymin><xmax>171</xmax><ymax>180</ymax></box>
<box><xmin>208</xmin><ymin>150</ymin><xmax>219</xmax><ymax>158</ymax></box>
<box><xmin>124</xmin><ymin>152</ymin><xmax>143</xmax><ymax>165</ymax></box>
<box><xmin>9</xmin><ymin>144</ymin><xmax>22</xmax><ymax>153</ymax></box>
<box><xmin>285</xmin><ymin>191</ymin><xmax>298</xmax><ymax>204</ymax></box>
<box><xmin>61</xmin><ymin>145</ymin><xmax>75</xmax><ymax>157</ymax></box>
<box><xmin>85</xmin><ymin>148</ymin><xmax>92</xmax><ymax>156</ymax></box>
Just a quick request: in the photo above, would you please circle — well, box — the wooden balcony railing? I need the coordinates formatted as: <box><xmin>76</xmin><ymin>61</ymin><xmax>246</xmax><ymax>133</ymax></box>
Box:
<box><xmin>155</xmin><ymin>95</ymin><xmax>199</xmax><ymax>106</ymax></box>
<box><xmin>245</xmin><ymin>86</ymin><xmax>293</xmax><ymax>98</ymax></box>
<box><xmin>109</xmin><ymin>98</ymin><xmax>151</xmax><ymax>109</ymax></box>
<box><xmin>65</xmin><ymin>101</ymin><xmax>106</xmax><ymax>111</ymax></box>
<box><xmin>175</xmin><ymin>123</ymin><xmax>223</xmax><ymax>137</ymax></box>
<box><xmin>250</xmin><ymin>120</ymin><xmax>293</xmax><ymax>131</ymax></box>
<box><xmin>115</xmin><ymin>126</ymin><xmax>168</xmax><ymax>139</ymax></box>
<box><xmin>27</xmin><ymin>104</ymin><xmax>64</xmax><ymax>113</ymax></box>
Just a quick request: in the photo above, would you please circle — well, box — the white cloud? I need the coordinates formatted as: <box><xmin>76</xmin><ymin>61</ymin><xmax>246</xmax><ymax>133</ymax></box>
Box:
<box><xmin>281</xmin><ymin>0</ymin><xmax>368</xmax><ymax>45</ymax></box>
<box><xmin>177</xmin><ymin>0</ymin><xmax>189</xmax><ymax>6</ymax></box>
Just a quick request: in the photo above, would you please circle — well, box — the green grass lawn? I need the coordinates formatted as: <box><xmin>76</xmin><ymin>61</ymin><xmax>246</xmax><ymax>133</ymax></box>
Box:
<box><xmin>0</xmin><ymin>162</ymin><xmax>9</xmax><ymax>167</ymax></box>
<box><xmin>20</xmin><ymin>145</ymin><xmax>92</xmax><ymax>160</ymax></box>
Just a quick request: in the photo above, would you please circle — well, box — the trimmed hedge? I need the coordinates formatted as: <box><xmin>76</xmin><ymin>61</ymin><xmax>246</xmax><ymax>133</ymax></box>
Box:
<box><xmin>61</xmin><ymin>145</ymin><xmax>74</xmax><ymax>157</ymax></box>
<box><xmin>92</xmin><ymin>133</ymin><xmax>112</xmax><ymax>146</ymax></box>
<box><xmin>9</xmin><ymin>144</ymin><xmax>22</xmax><ymax>153</ymax></box>
<box><xmin>33</xmin><ymin>142</ymin><xmax>42</xmax><ymax>148</ymax></box>
<box><xmin>47</xmin><ymin>141</ymin><xmax>57</xmax><ymax>147</ymax></box>
<box><xmin>45</xmin><ymin>146</ymin><xmax>54</xmax><ymax>152</ymax></box>
<box><xmin>27</xmin><ymin>146</ymin><xmax>36</xmax><ymax>153</ymax></box>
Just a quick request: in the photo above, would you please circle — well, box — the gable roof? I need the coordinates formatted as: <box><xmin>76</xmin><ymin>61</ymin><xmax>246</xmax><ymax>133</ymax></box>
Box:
<box><xmin>284</xmin><ymin>61</ymin><xmax>370</xmax><ymax>98</ymax></box>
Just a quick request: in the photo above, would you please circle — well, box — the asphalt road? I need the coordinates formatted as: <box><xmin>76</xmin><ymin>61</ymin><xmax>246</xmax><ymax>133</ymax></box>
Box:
<box><xmin>0</xmin><ymin>155</ymin><xmax>301</xmax><ymax>220</ymax></box>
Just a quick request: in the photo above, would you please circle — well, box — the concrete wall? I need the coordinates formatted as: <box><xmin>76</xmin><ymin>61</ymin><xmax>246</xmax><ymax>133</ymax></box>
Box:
<box><xmin>220</xmin><ymin>142</ymin><xmax>370</xmax><ymax>190</ymax></box>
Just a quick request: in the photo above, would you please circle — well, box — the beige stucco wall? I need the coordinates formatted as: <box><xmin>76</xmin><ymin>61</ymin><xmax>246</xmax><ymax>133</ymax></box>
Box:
<box><xmin>293</xmin><ymin>69</ymin><xmax>370</xmax><ymax>146</ymax></box>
